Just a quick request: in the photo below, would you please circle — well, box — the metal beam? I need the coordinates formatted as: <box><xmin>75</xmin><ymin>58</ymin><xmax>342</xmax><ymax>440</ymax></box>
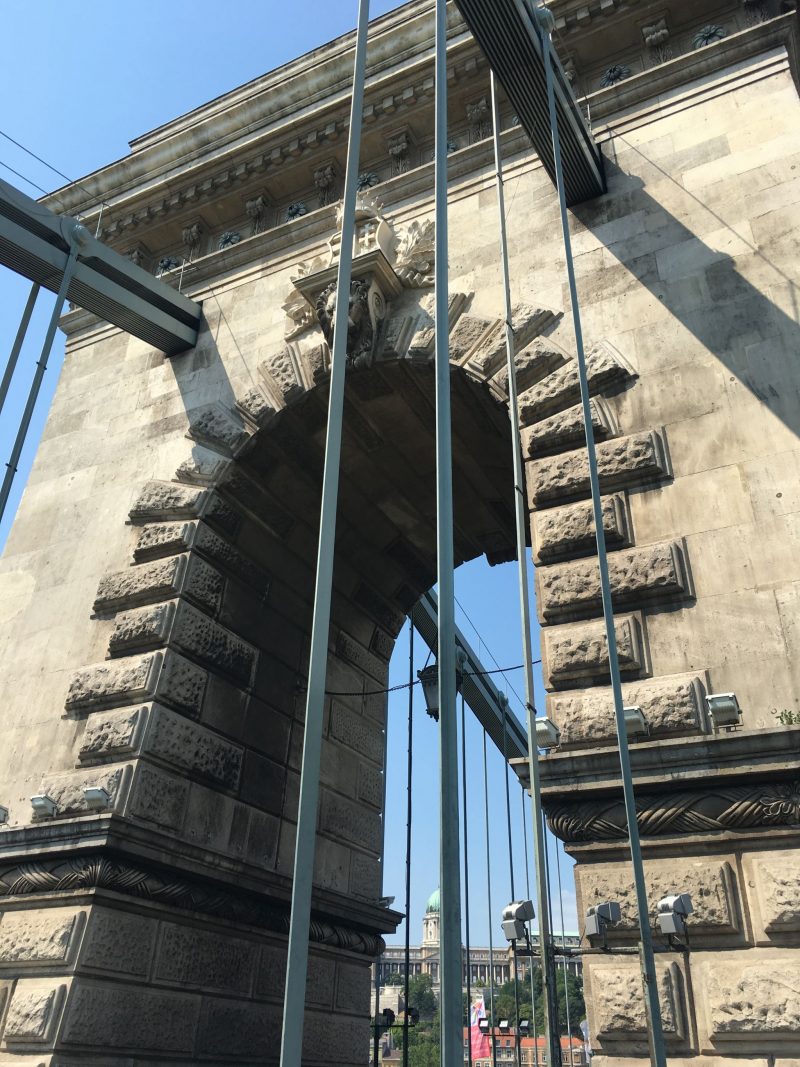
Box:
<box><xmin>0</xmin><ymin>177</ymin><xmax>200</xmax><ymax>355</ymax></box>
<box><xmin>410</xmin><ymin>590</ymin><xmax>529</xmax><ymax>761</ymax></box>
<box><xmin>452</xmin><ymin>0</ymin><xmax>605</xmax><ymax>206</ymax></box>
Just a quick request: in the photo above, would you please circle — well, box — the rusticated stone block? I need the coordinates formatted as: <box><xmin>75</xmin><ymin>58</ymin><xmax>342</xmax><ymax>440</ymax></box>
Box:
<box><xmin>537</xmin><ymin>541</ymin><xmax>691</xmax><ymax>622</ymax></box>
<box><xmin>237</xmin><ymin>384</ymin><xmax>276</xmax><ymax>426</ymax></box>
<box><xmin>591</xmin><ymin>961</ymin><xmax>686</xmax><ymax>1042</ymax></box>
<box><xmin>448</xmin><ymin>313</ymin><xmax>495</xmax><ymax>364</ymax></box>
<box><xmin>336</xmin><ymin>961</ymin><xmax>371</xmax><ymax>1012</ymax></box>
<box><xmin>129</xmin><ymin>480</ymin><xmax>205</xmax><ymax>523</ymax></box>
<box><xmin>59</xmin><ymin>981</ymin><xmax>200</xmax><ymax>1051</ymax></box>
<box><xmin>580</xmin><ymin>858</ymin><xmax>737</xmax><ymax>933</ymax></box>
<box><xmin>518</xmin><ymin>340</ymin><xmax>634</xmax><ymax>427</ymax></box>
<box><xmin>184</xmin><ymin>555</ymin><xmax>224</xmax><ymax>615</ymax></box>
<box><xmin>127</xmin><ymin>764</ymin><xmax>189</xmax><ymax>831</ymax></box>
<box><xmin>548</xmin><ymin>672</ymin><xmax>706</xmax><ymax>746</ymax></box>
<box><xmin>4</xmin><ymin>981</ymin><xmax>66</xmax><ymax>1043</ymax></box>
<box><xmin>109</xmin><ymin>603</ymin><xmax>174</xmax><ymax>655</ymax></box>
<box><xmin>36</xmin><ymin>766</ymin><xmax>130</xmax><ymax>817</ymax></box>
<box><xmin>543</xmin><ymin>613</ymin><xmax>647</xmax><ymax>688</ymax></box>
<box><xmin>79</xmin><ymin>706</ymin><xmax>147</xmax><ymax>761</ymax></box>
<box><xmin>187</xmin><ymin>403</ymin><xmax>249</xmax><ymax>455</ymax></box>
<box><xmin>528</xmin><ymin>429</ymin><xmax>669</xmax><ymax>507</ymax></box>
<box><xmin>303</xmin><ymin>1013</ymin><xmax>370</xmax><ymax>1062</ymax></box>
<box><xmin>259</xmin><ymin>346</ymin><xmax>305</xmax><ymax>406</ymax></box>
<box><xmin>335</xmin><ymin>631</ymin><xmax>385</xmax><ymax>682</ymax></box>
<box><xmin>350</xmin><ymin>851</ymin><xmax>381</xmax><ymax>901</ymax></box>
<box><xmin>533</xmin><ymin>494</ymin><xmax>630</xmax><ymax>563</ymax></box>
<box><xmin>155</xmin><ymin>922</ymin><xmax>256</xmax><ymax>994</ymax></box>
<box><xmin>134</xmin><ymin>520</ymin><xmax>195</xmax><ymax>562</ymax></box>
<box><xmin>66</xmin><ymin>651</ymin><xmax>206</xmax><ymax>717</ymax></box>
<box><xmin>320</xmin><ymin>790</ymin><xmax>382</xmax><ymax>853</ymax></box>
<box><xmin>80</xmin><ymin>908</ymin><xmax>157</xmax><ymax>977</ymax></box>
<box><xmin>196</xmin><ymin>997</ymin><xmax>280</xmax><ymax>1057</ymax></box>
<box><xmin>94</xmin><ymin>556</ymin><xmax>186</xmax><ymax>613</ymax></box>
<box><xmin>705</xmin><ymin>959</ymin><xmax>800</xmax><ymax>1038</ymax></box>
<box><xmin>358</xmin><ymin>763</ymin><xmax>383</xmax><ymax>809</ymax></box>
<box><xmin>175</xmin><ymin>448</ymin><xmax>229</xmax><ymax>485</ymax></box>
<box><xmin>467</xmin><ymin>304</ymin><xmax>556</xmax><ymax>377</ymax></box>
<box><xmin>194</xmin><ymin>522</ymin><xmax>268</xmax><ymax>589</ymax></box>
<box><xmin>524</xmin><ymin>397</ymin><xmax>616</xmax><ymax>456</ymax></box>
<box><xmin>170</xmin><ymin>602</ymin><xmax>257</xmax><ymax>687</ymax></box>
<box><xmin>330</xmin><ymin>703</ymin><xmax>384</xmax><ymax>764</ymax></box>
<box><xmin>753</xmin><ymin>857</ymin><xmax>800</xmax><ymax>933</ymax></box>
<box><xmin>491</xmin><ymin>334</ymin><xmax>568</xmax><ymax>396</ymax></box>
<box><xmin>145</xmin><ymin>704</ymin><xmax>243</xmax><ymax>789</ymax></box>
<box><xmin>0</xmin><ymin>909</ymin><xmax>84</xmax><ymax>967</ymax></box>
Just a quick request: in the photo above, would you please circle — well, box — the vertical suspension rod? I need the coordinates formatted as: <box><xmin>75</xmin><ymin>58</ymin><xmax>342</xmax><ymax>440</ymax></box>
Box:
<box><xmin>434</xmin><ymin>0</ymin><xmax>462</xmax><ymax>1062</ymax></box>
<box><xmin>536</xmin><ymin>10</ymin><xmax>667</xmax><ymax>1064</ymax></box>
<box><xmin>0</xmin><ymin>282</ymin><xmax>39</xmax><ymax>417</ymax></box>
<box><xmin>278</xmin><ymin>4</ymin><xmax>370</xmax><ymax>1063</ymax></box>
<box><xmin>489</xmin><ymin>69</ymin><xmax>562</xmax><ymax>1067</ymax></box>
<box><xmin>520</xmin><ymin>787</ymin><xmax>540</xmax><ymax>1067</ymax></box>
<box><xmin>500</xmin><ymin>695</ymin><xmax>522</xmax><ymax>1067</ymax></box>
<box><xmin>483</xmin><ymin>731</ymin><xmax>499</xmax><ymax>1067</ymax></box>
<box><xmin>402</xmin><ymin>620</ymin><xmax>414</xmax><ymax>1067</ymax></box>
<box><xmin>461</xmin><ymin>690</ymin><xmax>473</xmax><ymax>1067</ymax></box>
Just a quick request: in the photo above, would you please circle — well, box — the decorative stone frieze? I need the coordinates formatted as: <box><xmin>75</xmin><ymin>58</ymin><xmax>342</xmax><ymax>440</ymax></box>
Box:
<box><xmin>536</xmin><ymin>540</ymin><xmax>691</xmax><ymax>621</ymax></box>
<box><xmin>528</xmin><ymin>429</ymin><xmax>669</xmax><ymax>507</ymax></box>
<box><xmin>548</xmin><ymin>671</ymin><xmax>707</xmax><ymax>746</ymax></box>
<box><xmin>542</xmin><ymin>612</ymin><xmax>647</xmax><ymax>688</ymax></box>
<box><xmin>518</xmin><ymin>341</ymin><xmax>635</xmax><ymax>427</ymax></box>
<box><xmin>524</xmin><ymin>397</ymin><xmax>617</xmax><ymax>456</ymax></box>
<box><xmin>532</xmin><ymin>493</ymin><xmax>631</xmax><ymax>562</ymax></box>
<box><xmin>704</xmin><ymin>959</ymin><xmax>800</xmax><ymax>1038</ymax></box>
<box><xmin>591</xmin><ymin>961</ymin><xmax>686</xmax><ymax>1042</ymax></box>
<box><xmin>580</xmin><ymin>859</ymin><xmax>738</xmax><ymax>933</ymax></box>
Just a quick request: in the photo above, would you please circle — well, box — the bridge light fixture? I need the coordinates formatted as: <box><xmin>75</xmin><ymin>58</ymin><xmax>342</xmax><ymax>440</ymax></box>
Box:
<box><xmin>585</xmin><ymin>900</ymin><xmax>621</xmax><ymax>940</ymax></box>
<box><xmin>83</xmin><ymin>786</ymin><xmax>112</xmax><ymax>811</ymax></box>
<box><xmin>657</xmin><ymin>893</ymin><xmax>693</xmax><ymax>937</ymax></box>
<box><xmin>498</xmin><ymin>1018</ymin><xmax>511</xmax><ymax>1033</ymax></box>
<box><xmin>0</xmin><ymin>805</ymin><xmax>8</xmax><ymax>824</ymax></box>
<box><xmin>30</xmin><ymin>794</ymin><xmax>57</xmax><ymax>818</ymax></box>
<box><xmin>534</xmin><ymin>717</ymin><xmax>560</xmax><ymax>751</ymax></box>
<box><xmin>478</xmin><ymin>1018</ymin><xmax>491</xmax><ymax>1035</ymax></box>
<box><xmin>518</xmin><ymin>1019</ymin><xmax>531</xmax><ymax>1036</ymax></box>
<box><xmin>502</xmin><ymin>899</ymin><xmax>535</xmax><ymax>942</ymax></box>
<box><xmin>417</xmin><ymin>655</ymin><xmax>465</xmax><ymax>722</ymax></box>
<box><xmin>623</xmin><ymin>705</ymin><xmax>649</xmax><ymax>737</ymax></box>
<box><xmin>705</xmin><ymin>692</ymin><xmax>741</xmax><ymax>731</ymax></box>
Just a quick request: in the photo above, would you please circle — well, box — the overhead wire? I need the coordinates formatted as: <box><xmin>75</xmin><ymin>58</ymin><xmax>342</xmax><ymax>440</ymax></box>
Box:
<box><xmin>0</xmin><ymin>128</ymin><xmax>111</xmax><ymax>211</ymax></box>
<box><xmin>454</xmin><ymin>593</ymin><xmax>527</xmax><ymax>711</ymax></box>
<box><xmin>0</xmin><ymin>159</ymin><xmax>50</xmax><ymax>197</ymax></box>
<box><xmin>310</xmin><ymin>660</ymin><xmax>539</xmax><ymax>699</ymax></box>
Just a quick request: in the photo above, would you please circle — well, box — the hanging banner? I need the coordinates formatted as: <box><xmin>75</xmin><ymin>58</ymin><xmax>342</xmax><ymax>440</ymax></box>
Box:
<box><xmin>470</xmin><ymin>994</ymin><xmax>491</xmax><ymax>1059</ymax></box>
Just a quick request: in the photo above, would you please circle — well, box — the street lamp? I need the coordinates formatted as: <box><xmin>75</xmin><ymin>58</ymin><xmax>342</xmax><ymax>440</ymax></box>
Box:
<box><xmin>417</xmin><ymin>655</ymin><xmax>464</xmax><ymax>722</ymax></box>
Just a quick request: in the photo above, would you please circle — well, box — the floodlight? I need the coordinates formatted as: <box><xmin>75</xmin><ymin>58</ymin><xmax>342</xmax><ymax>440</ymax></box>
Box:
<box><xmin>478</xmin><ymin>1018</ymin><xmax>491</xmax><ymax>1035</ymax></box>
<box><xmin>657</xmin><ymin>893</ymin><xmax>693</xmax><ymax>936</ymax></box>
<box><xmin>381</xmin><ymin>1008</ymin><xmax>396</xmax><ymax>1028</ymax></box>
<box><xmin>408</xmin><ymin>1008</ymin><xmax>419</xmax><ymax>1027</ymax></box>
<box><xmin>30</xmin><ymin>795</ymin><xmax>57</xmax><ymax>818</ymax></box>
<box><xmin>585</xmin><ymin>900</ymin><xmax>621</xmax><ymax>940</ymax></box>
<box><xmin>0</xmin><ymin>805</ymin><xmax>8</xmax><ymax>824</ymax></box>
<box><xmin>623</xmin><ymin>705</ymin><xmax>648</xmax><ymax>737</ymax></box>
<box><xmin>519</xmin><ymin>1019</ymin><xmax>530</xmax><ymax>1036</ymax></box>
<box><xmin>499</xmin><ymin>1019</ymin><xmax>511</xmax><ymax>1033</ymax></box>
<box><xmin>503</xmin><ymin>900</ymin><xmax>535</xmax><ymax>923</ymax></box>
<box><xmin>705</xmin><ymin>692</ymin><xmax>741</xmax><ymax>730</ymax></box>
<box><xmin>83</xmin><ymin>786</ymin><xmax>111</xmax><ymax>811</ymax></box>
<box><xmin>535</xmin><ymin>717</ymin><xmax>560</xmax><ymax>750</ymax></box>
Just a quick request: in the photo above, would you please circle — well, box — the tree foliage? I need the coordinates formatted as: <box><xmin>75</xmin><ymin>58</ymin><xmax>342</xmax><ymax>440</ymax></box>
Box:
<box><xmin>484</xmin><ymin>967</ymin><xmax>585</xmax><ymax>1036</ymax></box>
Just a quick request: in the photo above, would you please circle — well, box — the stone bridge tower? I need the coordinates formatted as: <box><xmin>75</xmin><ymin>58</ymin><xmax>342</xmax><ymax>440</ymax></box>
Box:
<box><xmin>0</xmin><ymin>1</ymin><xmax>799</xmax><ymax>1064</ymax></box>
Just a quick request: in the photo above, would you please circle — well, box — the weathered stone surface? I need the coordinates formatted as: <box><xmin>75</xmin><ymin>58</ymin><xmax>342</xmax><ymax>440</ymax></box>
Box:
<box><xmin>134</xmin><ymin>520</ymin><xmax>195</xmax><ymax>562</ymax></box>
<box><xmin>237</xmin><ymin>384</ymin><xmax>276</xmax><ymax>426</ymax></box>
<box><xmin>259</xmin><ymin>346</ymin><xmax>304</xmax><ymax>406</ymax></box>
<box><xmin>155</xmin><ymin>922</ymin><xmax>256</xmax><ymax>994</ymax></box>
<box><xmin>706</xmin><ymin>960</ymin><xmax>800</xmax><ymax>1037</ymax></box>
<box><xmin>467</xmin><ymin>304</ymin><xmax>555</xmax><ymax>377</ymax></box>
<box><xmin>66</xmin><ymin>654</ymin><xmax>160</xmax><ymax>712</ymax></box>
<box><xmin>491</xmin><ymin>334</ymin><xmax>568</xmax><ymax>396</ymax></box>
<box><xmin>524</xmin><ymin>397</ymin><xmax>616</xmax><ymax>456</ymax></box>
<box><xmin>448</xmin><ymin>314</ymin><xmax>495</xmax><ymax>364</ymax></box>
<box><xmin>528</xmin><ymin>430</ymin><xmax>669</xmax><ymax>507</ymax></box>
<box><xmin>79</xmin><ymin>706</ymin><xmax>147</xmax><ymax>761</ymax></box>
<box><xmin>592</xmin><ymin>961</ymin><xmax>685</xmax><ymax>1040</ymax></box>
<box><xmin>350</xmin><ymin>851</ymin><xmax>381</xmax><ymax>901</ymax></box>
<box><xmin>518</xmin><ymin>341</ymin><xmax>635</xmax><ymax>427</ymax></box>
<box><xmin>537</xmin><ymin>540</ymin><xmax>691</xmax><ymax>621</ymax></box>
<box><xmin>543</xmin><ymin>613</ymin><xmax>646</xmax><ymax>688</ymax></box>
<box><xmin>36</xmin><ymin>766</ymin><xmax>129</xmax><ymax>817</ymax></box>
<box><xmin>548</xmin><ymin>672</ymin><xmax>706</xmax><ymax>746</ymax></box>
<box><xmin>196</xmin><ymin>997</ymin><xmax>280</xmax><ymax>1057</ymax></box>
<box><xmin>157</xmin><ymin>650</ymin><xmax>208</xmax><ymax>717</ymax></box>
<box><xmin>129</xmin><ymin>480</ymin><xmax>205</xmax><ymax>523</ymax></box>
<box><xmin>533</xmin><ymin>494</ymin><xmax>630</xmax><ymax>562</ymax></box>
<box><xmin>187</xmin><ymin>403</ymin><xmax>249</xmax><ymax>455</ymax></box>
<box><xmin>170</xmin><ymin>602</ymin><xmax>257</xmax><ymax>687</ymax></box>
<box><xmin>330</xmin><ymin>703</ymin><xmax>384</xmax><ymax>764</ymax></box>
<box><xmin>60</xmin><ymin>981</ymin><xmax>200</xmax><ymax>1051</ymax></box>
<box><xmin>127</xmin><ymin>764</ymin><xmax>189</xmax><ymax>831</ymax></box>
<box><xmin>336</xmin><ymin>961</ymin><xmax>371</xmax><ymax>1012</ymax></box>
<box><xmin>754</xmin><ymin>858</ymin><xmax>800</xmax><ymax>933</ymax></box>
<box><xmin>109</xmin><ymin>603</ymin><xmax>174</xmax><ymax>655</ymax></box>
<box><xmin>320</xmin><ymin>790</ymin><xmax>382</xmax><ymax>853</ymax></box>
<box><xmin>335</xmin><ymin>631</ymin><xmax>385</xmax><ymax>682</ymax></box>
<box><xmin>94</xmin><ymin>556</ymin><xmax>186</xmax><ymax>612</ymax></box>
<box><xmin>175</xmin><ymin>450</ymin><xmax>229</xmax><ymax>487</ymax></box>
<box><xmin>0</xmin><ymin>909</ymin><xmax>83</xmax><ymax>966</ymax></box>
<box><xmin>184</xmin><ymin>555</ymin><xmax>225</xmax><ymax>615</ymax></box>
<box><xmin>581</xmin><ymin>859</ymin><xmax>737</xmax><ymax>932</ymax></box>
<box><xmin>80</xmin><ymin>908</ymin><xmax>157</xmax><ymax>977</ymax></box>
<box><xmin>358</xmin><ymin>763</ymin><xmax>383</xmax><ymax>809</ymax></box>
<box><xmin>194</xmin><ymin>523</ymin><xmax>268</xmax><ymax>588</ymax></box>
<box><xmin>145</xmin><ymin>704</ymin><xmax>243</xmax><ymax>789</ymax></box>
<box><xmin>4</xmin><ymin>981</ymin><xmax>65</xmax><ymax>1043</ymax></box>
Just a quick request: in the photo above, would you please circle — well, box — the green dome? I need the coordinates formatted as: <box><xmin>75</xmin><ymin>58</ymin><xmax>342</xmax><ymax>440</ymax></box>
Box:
<box><xmin>425</xmin><ymin>888</ymin><xmax>440</xmax><ymax>914</ymax></box>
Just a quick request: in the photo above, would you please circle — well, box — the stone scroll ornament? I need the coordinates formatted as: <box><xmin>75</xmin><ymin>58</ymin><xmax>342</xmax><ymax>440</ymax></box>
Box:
<box><xmin>0</xmin><ymin>854</ymin><xmax>385</xmax><ymax>956</ymax></box>
<box><xmin>547</xmin><ymin>780</ymin><xmax>800</xmax><ymax>843</ymax></box>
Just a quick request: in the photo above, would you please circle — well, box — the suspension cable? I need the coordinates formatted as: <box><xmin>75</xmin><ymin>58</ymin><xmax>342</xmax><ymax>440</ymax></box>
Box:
<box><xmin>461</xmin><ymin>688</ymin><xmax>473</xmax><ymax>1065</ymax></box>
<box><xmin>554</xmin><ymin>843</ymin><xmax>574</xmax><ymax>1063</ymax></box>
<box><xmin>482</xmin><ymin>730</ymin><xmax>498</xmax><ymax>1067</ymax></box>
<box><xmin>402</xmin><ymin>619</ymin><xmax>414</xmax><ymax>1067</ymax></box>
<box><xmin>520</xmin><ymin>786</ymin><xmax>540</xmax><ymax>1067</ymax></box>
<box><xmin>501</xmin><ymin>696</ymin><xmax>523</xmax><ymax>1067</ymax></box>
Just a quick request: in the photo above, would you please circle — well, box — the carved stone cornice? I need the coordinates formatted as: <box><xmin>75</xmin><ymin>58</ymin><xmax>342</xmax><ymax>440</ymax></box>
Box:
<box><xmin>0</xmin><ymin>851</ymin><xmax>386</xmax><ymax>956</ymax></box>
<box><xmin>547</xmin><ymin>778</ymin><xmax>800</xmax><ymax>843</ymax></box>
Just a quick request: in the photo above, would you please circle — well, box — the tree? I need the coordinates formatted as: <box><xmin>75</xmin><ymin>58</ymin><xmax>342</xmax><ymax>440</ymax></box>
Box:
<box><xmin>384</xmin><ymin>972</ymin><xmax>405</xmax><ymax>986</ymax></box>
<box><xmin>407</xmin><ymin>973</ymin><xmax>437</xmax><ymax>1020</ymax></box>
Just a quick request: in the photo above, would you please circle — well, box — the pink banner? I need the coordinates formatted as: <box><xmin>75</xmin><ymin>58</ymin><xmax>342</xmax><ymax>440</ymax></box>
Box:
<box><xmin>470</xmin><ymin>995</ymin><xmax>491</xmax><ymax>1060</ymax></box>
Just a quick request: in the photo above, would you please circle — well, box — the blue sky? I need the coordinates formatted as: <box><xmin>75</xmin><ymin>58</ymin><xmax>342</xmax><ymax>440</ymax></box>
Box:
<box><xmin>0</xmin><ymin>0</ymin><xmax>577</xmax><ymax>947</ymax></box>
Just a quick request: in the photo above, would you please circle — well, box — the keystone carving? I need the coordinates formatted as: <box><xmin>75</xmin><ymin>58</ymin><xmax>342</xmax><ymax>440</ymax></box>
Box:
<box><xmin>528</xmin><ymin>429</ymin><xmax>669</xmax><ymax>507</ymax></box>
<box><xmin>547</xmin><ymin>779</ymin><xmax>800</xmax><ymax>842</ymax></box>
<box><xmin>536</xmin><ymin>540</ymin><xmax>691</xmax><ymax>621</ymax></box>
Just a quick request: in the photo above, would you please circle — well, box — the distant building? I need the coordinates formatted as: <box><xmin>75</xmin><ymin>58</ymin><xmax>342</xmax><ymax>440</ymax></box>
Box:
<box><xmin>372</xmin><ymin>888</ymin><xmax>581</xmax><ymax>1003</ymax></box>
<box><xmin>462</xmin><ymin>1027</ymin><xmax>588</xmax><ymax>1066</ymax></box>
